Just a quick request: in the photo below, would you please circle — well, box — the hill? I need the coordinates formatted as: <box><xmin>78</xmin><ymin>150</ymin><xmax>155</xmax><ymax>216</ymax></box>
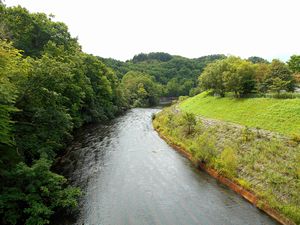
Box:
<box><xmin>101</xmin><ymin>53</ymin><xmax>226</xmax><ymax>96</ymax></box>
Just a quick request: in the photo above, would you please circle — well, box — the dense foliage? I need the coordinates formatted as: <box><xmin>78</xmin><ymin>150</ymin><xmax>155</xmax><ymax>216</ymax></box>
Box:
<box><xmin>199</xmin><ymin>56</ymin><xmax>296</xmax><ymax>97</ymax></box>
<box><xmin>102</xmin><ymin>53</ymin><xmax>226</xmax><ymax>96</ymax></box>
<box><xmin>0</xmin><ymin>4</ymin><xmax>128</xmax><ymax>224</ymax></box>
<box><xmin>121</xmin><ymin>71</ymin><xmax>162</xmax><ymax>107</ymax></box>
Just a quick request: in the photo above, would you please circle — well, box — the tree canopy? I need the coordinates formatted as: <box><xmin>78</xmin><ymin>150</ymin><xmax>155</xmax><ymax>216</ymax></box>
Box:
<box><xmin>199</xmin><ymin>57</ymin><xmax>295</xmax><ymax>97</ymax></box>
<box><xmin>0</xmin><ymin>4</ymin><xmax>129</xmax><ymax>224</ymax></box>
<box><xmin>103</xmin><ymin>54</ymin><xmax>226</xmax><ymax>96</ymax></box>
<box><xmin>121</xmin><ymin>71</ymin><xmax>162</xmax><ymax>107</ymax></box>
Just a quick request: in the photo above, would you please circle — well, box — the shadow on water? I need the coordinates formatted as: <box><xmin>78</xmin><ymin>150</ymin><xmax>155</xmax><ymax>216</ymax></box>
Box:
<box><xmin>53</xmin><ymin>108</ymin><xmax>279</xmax><ymax>225</ymax></box>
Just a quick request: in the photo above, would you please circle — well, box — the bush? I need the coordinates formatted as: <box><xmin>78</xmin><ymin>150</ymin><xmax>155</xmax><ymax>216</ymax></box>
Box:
<box><xmin>192</xmin><ymin>132</ymin><xmax>217</xmax><ymax>163</ymax></box>
<box><xmin>1</xmin><ymin>159</ymin><xmax>81</xmax><ymax>225</ymax></box>
<box><xmin>215</xmin><ymin>146</ymin><xmax>238</xmax><ymax>178</ymax></box>
<box><xmin>181</xmin><ymin>112</ymin><xmax>197</xmax><ymax>135</ymax></box>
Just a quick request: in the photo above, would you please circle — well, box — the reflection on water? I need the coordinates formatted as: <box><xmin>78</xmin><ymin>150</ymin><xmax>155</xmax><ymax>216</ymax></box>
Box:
<box><xmin>56</xmin><ymin>108</ymin><xmax>278</xmax><ymax>225</ymax></box>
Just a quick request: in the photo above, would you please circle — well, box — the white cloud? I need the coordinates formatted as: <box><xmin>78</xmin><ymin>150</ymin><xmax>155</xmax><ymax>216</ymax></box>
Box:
<box><xmin>5</xmin><ymin>0</ymin><xmax>300</xmax><ymax>61</ymax></box>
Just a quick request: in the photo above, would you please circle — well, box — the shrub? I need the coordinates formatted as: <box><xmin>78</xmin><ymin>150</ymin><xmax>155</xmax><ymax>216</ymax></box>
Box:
<box><xmin>1</xmin><ymin>159</ymin><xmax>81</xmax><ymax>225</ymax></box>
<box><xmin>181</xmin><ymin>112</ymin><xmax>197</xmax><ymax>135</ymax></box>
<box><xmin>192</xmin><ymin>132</ymin><xmax>217</xmax><ymax>163</ymax></box>
<box><xmin>215</xmin><ymin>146</ymin><xmax>238</xmax><ymax>178</ymax></box>
<box><xmin>194</xmin><ymin>119</ymin><xmax>203</xmax><ymax>134</ymax></box>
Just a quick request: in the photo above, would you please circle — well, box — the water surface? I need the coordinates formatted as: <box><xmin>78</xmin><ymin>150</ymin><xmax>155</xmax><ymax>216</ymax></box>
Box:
<box><xmin>58</xmin><ymin>108</ymin><xmax>278</xmax><ymax>225</ymax></box>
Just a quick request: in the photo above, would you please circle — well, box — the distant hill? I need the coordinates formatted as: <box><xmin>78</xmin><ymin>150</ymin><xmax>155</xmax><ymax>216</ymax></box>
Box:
<box><xmin>101</xmin><ymin>53</ymin><xmax>226</xmax><ymax>96</ymax></box>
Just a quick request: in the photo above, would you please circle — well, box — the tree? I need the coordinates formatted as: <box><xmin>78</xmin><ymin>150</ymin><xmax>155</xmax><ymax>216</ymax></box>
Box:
<box><xmin>254</xmin><ymin>63</ymin><xmax>271</xmax><ymax>94</ymax></box>
<box><xmin>199</xmin><ymin>59</ymin><xmax>228</xmax><ymax>97</ymax></box>
<box><xmin>288</xmin><ymin>55</ymin><xmax>300</xmax><ymax>86</ymax></box>
<box><xmin>182</xmin><ymin>112</ymin><xmax>196</xmax><ymax>135</ymax></box>
<box><xmin>81</xmin><ymin>54</ymin><xmax>116</xmax><ymax>121</ymax></box>
<box><xmin>166</xmin><ymin>78</ymin><xmax>181</xmax><ymax>97</ymax></box>
<box><xmin>269</xmin><ymin>77</ymin><xmax>291</xmax><ymax>94</ymax></box>
<box><xmin>269</xmin><ymin>59</ymin><xmax>295</xmax><ymax>92</ymax></box>
<box><xmin>122</xmin><ymin>71</ymin><xmax>161</xmax><ymax>107</ymax></box>
<box><xmin>0</xmin><ymin>40</ymin><xmax>22</xmax><ymax>147</ymax></box>
<box><xmin>223</xmin><ymin>57</ymin><xmax>256</xmax><ymax>97</ymax></box>
<box><xmin>0</xmin><ymin>5</ymin><xmax>79</xmax><ymax>57</ymax></box>
<box><xmin>199</xmin><ymin>57</ymin><xmax>256</xmax><ymax>97</ymax></box>
<box><xmin>1</xmin><ymin>159</ymin><xmax>81</xmax><ymax>225</ymax></box>
<box><xmin>247</xmin><ymin>56</ymin><xmax>269</xmax><ymax>64</ymax></box>
<box><xmin>132</xmin><ymin>52</ymin><xmax>173</xmax><ymax>63</ymax></box>
<box><xmin>104</xmin><ymin>54</ymin><xmax>225</xmax><ymax>97</ymax></box>
<box><xmin>0</xmin><ymin>4</ymin><xmax>130</xmax><ymax>225</ymax></box>
<box><xmin>288</xmin><ymin>55</ymin><xmax>300</xmax><ymax>73</ymax></box>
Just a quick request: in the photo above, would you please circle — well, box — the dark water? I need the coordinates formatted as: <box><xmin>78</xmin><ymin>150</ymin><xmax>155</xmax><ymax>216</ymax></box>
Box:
<box><xmin>57</xmin><ymin>108</ymin><xmax>278</xmax><ymax>225</ymax></box>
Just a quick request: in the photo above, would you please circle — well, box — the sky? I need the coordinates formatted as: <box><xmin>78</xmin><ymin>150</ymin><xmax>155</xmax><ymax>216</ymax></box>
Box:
<box><xmin>5</xmin><ymin>0</ymin><xmax>300</xmax><ymax>61</ymax></box>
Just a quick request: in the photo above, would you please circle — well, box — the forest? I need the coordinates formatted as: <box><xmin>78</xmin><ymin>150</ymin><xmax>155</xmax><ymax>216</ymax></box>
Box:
<box><xmin>1</xmin><ymin>2</ymin><xmax>300</xmax><ymax>225</ymax></box>
<box><xmin>102</xmin><ymin>53</ymin><xmax>226</xmax><ymax>97</ymax></box>
<box><xmin>0</xmin><ymin>3</ymin><xmax>133</xmax><ymax>224</ymax></box>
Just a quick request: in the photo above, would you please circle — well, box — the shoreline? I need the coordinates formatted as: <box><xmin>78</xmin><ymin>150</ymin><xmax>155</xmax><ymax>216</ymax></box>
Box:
<box><xmin>154</xmin><ymin>126</ymin><xmax>296</xmax><ymax>225</ymax></box>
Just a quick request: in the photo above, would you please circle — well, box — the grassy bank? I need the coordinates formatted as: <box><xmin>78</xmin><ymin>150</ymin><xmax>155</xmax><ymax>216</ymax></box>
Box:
<box><xmin>153</xmin><ymin>106</ymin><xmax>300</xmax><ymax>224</ymax></box>
<box><xmin>179</xmin><ymin>92</ymin><xmax>300</xmax><ymax>137</ymax></box>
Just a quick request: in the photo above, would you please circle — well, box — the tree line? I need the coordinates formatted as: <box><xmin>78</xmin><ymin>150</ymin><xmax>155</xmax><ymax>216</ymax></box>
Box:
<box><xmin>0</xmin><ymin>4</ymin><xmax>141</xmax><ymax>224</ymax></box>
<box><xmin>102</xmin><ymin>53</ymin><xmax>226</xmax><ymax>97</ymax></box>
<box><xmin>199</xmin><ymin>56</ymin><xmax>299</xmax><ymax>98</ymax></box>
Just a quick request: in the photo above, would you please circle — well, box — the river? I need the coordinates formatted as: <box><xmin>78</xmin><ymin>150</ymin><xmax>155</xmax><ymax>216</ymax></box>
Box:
<box><xmin>56</xmin><ymin>108</ymin><xmax>278</xmax><ymax>225</ymax></box>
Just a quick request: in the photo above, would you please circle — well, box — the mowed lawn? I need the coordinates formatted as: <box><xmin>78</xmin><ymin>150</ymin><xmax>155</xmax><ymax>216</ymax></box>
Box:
<box><xmin>179</xmin><ymin>92</ymin><xmax>300</xmax><ymax>136</ymax></box>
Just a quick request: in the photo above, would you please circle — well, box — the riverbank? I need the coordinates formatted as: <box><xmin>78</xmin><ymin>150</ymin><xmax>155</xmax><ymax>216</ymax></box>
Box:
<box><xmin>153</xmin><ymin>106</ymin><xmax>299</xmax><ymax>224</ymax></box>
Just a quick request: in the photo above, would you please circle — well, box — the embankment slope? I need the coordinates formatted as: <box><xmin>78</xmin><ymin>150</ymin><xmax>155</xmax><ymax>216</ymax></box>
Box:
<box><xmin>179</xmin><ymin>92</ymin><xmax>300</xmax><ymax>136</ymax></box>
<box><xmin>154</xmin><ymin>93</ymin><xmax>300</xmax><ymax>224</ymax></box>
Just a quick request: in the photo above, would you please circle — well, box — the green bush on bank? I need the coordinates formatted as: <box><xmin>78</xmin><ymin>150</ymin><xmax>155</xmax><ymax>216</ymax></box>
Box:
<box><xmin>215</xmin><ymin>146</ymin><xmax>238</xmax><ymax>178</ymax></box>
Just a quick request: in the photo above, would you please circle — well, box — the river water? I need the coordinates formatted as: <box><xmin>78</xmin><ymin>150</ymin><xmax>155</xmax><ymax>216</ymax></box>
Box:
<box><xmin>57</xmin><ymin>108</ymin><xmax>278</xmax><ymax>225</ymax></box>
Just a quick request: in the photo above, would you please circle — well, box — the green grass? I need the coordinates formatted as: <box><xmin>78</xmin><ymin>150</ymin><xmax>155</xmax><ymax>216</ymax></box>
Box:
<box><xmin>179</xmin><ymin>92</ymin><xmax>300</xmax><ymax>136</ymax></box>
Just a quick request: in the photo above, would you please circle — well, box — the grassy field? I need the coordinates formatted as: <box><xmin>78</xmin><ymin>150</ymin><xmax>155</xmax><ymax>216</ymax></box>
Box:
<box><xmin>179</xmin><ymin>92</ymin><xmax>300</xmax><ymax>136</ymax></box>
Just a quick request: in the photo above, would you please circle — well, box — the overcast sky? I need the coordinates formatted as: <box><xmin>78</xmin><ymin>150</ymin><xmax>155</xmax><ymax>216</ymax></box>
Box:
<box><xmin>5</xmin><ymin>0</ymin><xmax>300</xmax><ymax>61</ymax></box>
